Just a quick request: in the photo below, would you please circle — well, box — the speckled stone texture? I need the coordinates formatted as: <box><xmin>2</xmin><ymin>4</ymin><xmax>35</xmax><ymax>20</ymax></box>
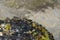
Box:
<box><xmin>0</xmin><ymin>0</ymin><xmax>60</xmax><ymax>40</ymax></box>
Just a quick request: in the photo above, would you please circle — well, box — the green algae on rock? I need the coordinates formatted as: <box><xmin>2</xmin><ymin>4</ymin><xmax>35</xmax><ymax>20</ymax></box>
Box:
<box><xmin>0</xmin><ymin>17</ymin><xmax>54</xmax><ymax>40</ymax></box>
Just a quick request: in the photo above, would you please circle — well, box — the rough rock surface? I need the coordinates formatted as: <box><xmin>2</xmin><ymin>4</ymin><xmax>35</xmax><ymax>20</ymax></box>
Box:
<box><xmin>0</xmin><ymin>0</ymin><xmax>60</xmax><ymax>40</ymax></box>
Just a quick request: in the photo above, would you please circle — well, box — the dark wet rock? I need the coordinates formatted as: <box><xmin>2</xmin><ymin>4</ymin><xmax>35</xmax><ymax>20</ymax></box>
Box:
<box><xmin>0</xmin><ymin>17</ymin><xmax>54</xmax><ymax>40</ymax></box>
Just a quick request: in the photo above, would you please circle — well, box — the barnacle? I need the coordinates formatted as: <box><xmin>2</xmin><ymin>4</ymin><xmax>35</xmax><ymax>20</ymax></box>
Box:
<box><xmin>0</xmin><ymin>17</ymin><xmax>54</xmax><ymax>40</ymax></box>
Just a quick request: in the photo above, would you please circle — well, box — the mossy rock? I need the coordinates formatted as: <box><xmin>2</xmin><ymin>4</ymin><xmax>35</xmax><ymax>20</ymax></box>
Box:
<box><xmin>1</xmin><ymin>17</ymin><xmax>54</xmax><ymax>40</ymax></box>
